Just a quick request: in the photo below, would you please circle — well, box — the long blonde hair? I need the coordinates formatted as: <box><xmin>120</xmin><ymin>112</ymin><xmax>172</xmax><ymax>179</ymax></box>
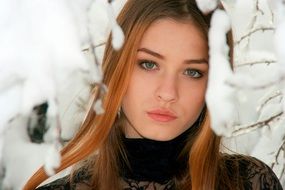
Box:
<box><xmin>24</xmin><ymin>0</ymin><xmax>239</xmax><ymax>189</ymax></box>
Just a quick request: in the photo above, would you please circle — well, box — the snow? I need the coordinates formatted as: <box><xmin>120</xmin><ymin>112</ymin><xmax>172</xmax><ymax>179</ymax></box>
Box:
<box><xmin>0</xmin><ymin>0</ymin><xmax>127</xmax><ymax>187</ymax></box>
<box><xmin>0</xmin><ymin>0</ymin><xmax>284</xmax><ymax>189</ymax></box>
<box><xmin>274</xmin><ymin>0</ymin><xmax>285</xmax><ymax>119</ymax></box>
<box><xmin>196</xmin><ymin>0</ymin><xmax>218</xmax><ymax>14</ymax></box>
<box><xmin>206</xmin><ymin>9</ymin><xmax>236</xmax><ymax>136</ymax></box>
<box><xmin>0</xmin><ymin>0</ymin><xmax>125</xmax><ymax>188</ymax></box>
<box><xmin>88</xmin><ymin>0</ymin><xmax>125</xmax><ymax>50</ymax></box>
<box><xmin>2</xmin><ymin>116</ymin><xmax>56</xmax><ymax>190</ymax></box>
<box><xmin>88</xmin><ymin>0</ymin><xmax>111</xmax><ymax>46</ymax></box>
<box><xmin>0</xmin><ymin>0</ymin><xmax>89</xmax><ymax>123</ymax></box>
<box><xmin>94</xmin><ymin>99</ymin><xmax>105</xmax><ymax>115</ymax></box>
<box><xmin>111</xmin><ymin>23</ymin><xmax>125</xmax><ymax>50</ymax></box>
<box><xmin>43</xmin><ymin>144</ymin><xmax>62</xmax><ymax>176</ymax></box>
<box><xmin>106</xmin><ymin>1</ymin><xmax>125</xmax><ymax>50</ymax></box>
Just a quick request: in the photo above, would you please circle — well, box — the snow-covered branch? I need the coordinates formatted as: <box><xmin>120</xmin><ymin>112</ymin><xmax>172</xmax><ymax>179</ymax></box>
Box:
<box><xmin>0</xmin><ymin>0</ymin><xmax>125</xmax><ymax>189</ymax></box>
<box><xmin>206</xmin><ymin>9</ymin><xmax>236</xmax><ymax>137</ymax></box>
<box><xmin>0</xmin><ymin>0</ymin><xmax>284</xmax><ymax>188</ymax></box>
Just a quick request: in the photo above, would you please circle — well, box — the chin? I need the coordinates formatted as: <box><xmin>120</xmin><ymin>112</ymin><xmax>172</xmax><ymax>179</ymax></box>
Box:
<box><xmin>143</xmin><ymin>132</ymin><xmax>178</xmax><ymax>141</ymax></box>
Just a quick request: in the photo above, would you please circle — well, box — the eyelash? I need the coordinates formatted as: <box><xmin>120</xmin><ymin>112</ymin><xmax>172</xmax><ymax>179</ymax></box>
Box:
<box><xmin>138</xmin><ymin>60</ymin><xmax>158</xmax><ymax>70</ymax></box>
<box><xmin>138</xmin><ymin>59</ymin><xmax>204</xmax><ymax>79</ymax></box>
<box><xmin>183</xmin><ymin>69</ymin><xmax>203</xmax><ymax>78</ymax></box>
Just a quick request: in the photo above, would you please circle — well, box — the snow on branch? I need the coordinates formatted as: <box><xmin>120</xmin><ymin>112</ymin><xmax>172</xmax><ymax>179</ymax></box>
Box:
<box><xmin>88</xmin><ymin>0</ymin><xmax>124</xmax><ymax>51</ymax></box>
<box><xmin>195</xmin><ymin>0</ymin><xmax>218</xmax><ymax>14</ymax></box>
<box><xmin>206</xmin><ymin>9</ymin><xmax>236</xmax><ymax>136</ymax></box>
<box><xmin>0</xmin><ymin>0</ymin><xmax>125</xmax><ymax>188</ymax></box>
<box><xmin>200</xmin><ymin>0</ymin><xmax>285</xmax><ymax>183</ymax></box>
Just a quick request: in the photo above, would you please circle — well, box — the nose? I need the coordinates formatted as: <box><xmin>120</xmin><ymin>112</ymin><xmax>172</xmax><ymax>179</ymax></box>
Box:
<box><xmin>155</xmin><ymin>74</ymin><xmax>178</xmax><ymax>103</ymax></box>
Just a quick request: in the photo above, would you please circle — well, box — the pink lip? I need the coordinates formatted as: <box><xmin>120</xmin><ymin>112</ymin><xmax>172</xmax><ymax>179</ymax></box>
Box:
<box><xmin>146</xmin><ymin>109</ymin><xmax>177</xmax><ymax>122</ymax></box>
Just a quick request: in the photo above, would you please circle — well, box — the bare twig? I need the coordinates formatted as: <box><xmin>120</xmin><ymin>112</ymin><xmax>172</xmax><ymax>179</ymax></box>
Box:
<box><xmin>83</xmin><ymin>2</ymin><xmax>110</xmax><ymax>111</ymax></box>
<box><xmin>235</xmin><ymin>26</ymin><xmax>275</xmax><ymax>45</ymax></box>
<box><xmin>236</xmin><ymin>0</ymin><xmax>267</xmax><ymax>47</ymax></box>
<box><xmin>89</xmin><ymin>43</ymin><xmax>101</xmax><ymax>66</ymax></box>
<box><xmin>271</xmin><ymin>136</ymin><xmax>285</xmax><ymax>180</ymax></box>
<box><xmin>82</xmin><ymin>42</ymin><xmax>106</xmax><ymax>52</ymax></box>
<box><xmin>271</xmin><ymin>137</ymin><xmax>285</xmax><ymax>169</ymax></box>
<box><xmin>85</xmin><ymin>2</ymin><xmax>107</xmax><ymax>67</ymax></box>
<box><xmin>268</xmin><ymin>3</ymin><xmax>275</xmax><ymax>24</ymax></box>
<box><xmin>271</xmin><ymin>11</ymin><xmax>275</xmax><ymax>24</ymax></box>
<box><xmin>75</xmin><ymin>96</ymin><xmax>89</xmax><ymax>113</ymax></box>
<box><xmin>256</xmin><ymin>0</ymin><xmax>264</xmax><ymax>15</ymax></box>
<box><xmin>257</xmin><ymin>91</ymin><xmax>283</xmax><ymax>113</ymax></box>
<box><xmin>250</xmin><ymin>0</ymin><xmax>264</xmax><ymax>30</ymax></box>
<box><xmin>279</xmin><ymin>167</ymin><xmax>285</xmax><ymax>180</ymax></box>
<box><xmin>235</xmin><ymin>59</ymin><xmax>276</xmax><ymax>68</ymax></box>
<box><xmin>225</xmin><ymin>75</ymin><xmax>285</xmax><ymax>90</ymax></box>
<box><xmin>232</xmin><ymin>111</ymin><xmax>284</xmax><ymax>136</ymax></box>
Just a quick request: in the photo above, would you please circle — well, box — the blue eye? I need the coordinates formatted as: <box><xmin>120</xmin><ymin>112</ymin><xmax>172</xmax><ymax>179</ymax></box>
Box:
<box><xmin>139</xmin><ymin>60</ymin><xmax>158</xmax><ymax>70</ymax></box>
<box><xmin>184</xmin><ymin>69</ymin><xmax>202</xmax><ymax>78</ymax></box>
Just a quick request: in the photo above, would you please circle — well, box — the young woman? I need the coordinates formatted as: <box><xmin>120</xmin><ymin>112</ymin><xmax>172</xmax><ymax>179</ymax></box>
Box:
<box><xmin>24</xmin><ymin>0</ymin><xmax>283</xmax><ymax>189</ymax></box>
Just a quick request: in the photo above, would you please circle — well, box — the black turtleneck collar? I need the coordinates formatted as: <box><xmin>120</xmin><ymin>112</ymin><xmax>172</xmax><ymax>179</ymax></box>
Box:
<box><xmin>119</xmin><ymin>124</ymin><xmax>198</xmax><ymax>184</ymax></box>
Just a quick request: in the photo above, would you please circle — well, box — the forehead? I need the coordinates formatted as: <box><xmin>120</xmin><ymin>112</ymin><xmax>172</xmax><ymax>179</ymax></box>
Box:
<box><xmin>138</xmin><ymin>18</ymin><xmax>208</xmax><ymax>58</ymax></box>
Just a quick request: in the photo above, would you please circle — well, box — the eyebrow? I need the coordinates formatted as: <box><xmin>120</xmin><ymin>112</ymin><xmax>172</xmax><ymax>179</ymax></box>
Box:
<box><xmin>137</xmin><ymin>48</ymin><xmax>208</xmax><ymax>64</ymax></box>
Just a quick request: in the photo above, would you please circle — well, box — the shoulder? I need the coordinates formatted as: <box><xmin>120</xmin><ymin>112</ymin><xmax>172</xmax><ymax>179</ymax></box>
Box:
<box><xmin>222</xmin><ymin>154</ymin><xmax>283</xmax><ymax>190</ymax></box>
<box><xmin>36</xmin><ymin>168</ymin><xmax>92</xmax><ymax>190</ymax></box>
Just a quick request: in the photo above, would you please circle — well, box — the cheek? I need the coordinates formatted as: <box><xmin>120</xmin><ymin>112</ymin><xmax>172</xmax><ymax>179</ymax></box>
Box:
<box><xmin>179</xmin><ymin>81</ymin><xmax>207</xmax><ymax>118</ymax></box>
<box><xmin>180</xmin><ymin>78</ymin><xmax>207</xmax><ymax>99</ymax></box>
<box><xmin>124</xmin><ymin>68</ymin><xmax>156</xmax><ymax>99</ymax></box>
<box><xmin>122</xmin><ymin>71</ymin><xmax>154</xmax><ymax>112</ymax></box>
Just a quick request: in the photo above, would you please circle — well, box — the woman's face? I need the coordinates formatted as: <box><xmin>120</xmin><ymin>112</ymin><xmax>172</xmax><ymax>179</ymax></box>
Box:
<box><xmin>122</xmin><ymin>18</ymin><xmax>209</xmax><ymax>141</ymax></box>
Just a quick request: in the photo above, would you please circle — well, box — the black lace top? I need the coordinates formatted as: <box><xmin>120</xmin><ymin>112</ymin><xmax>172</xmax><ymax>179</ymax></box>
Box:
<box><xmin>36</xmin><ymin>128</ymin><xmax>283</xmax><ymax>190</ymax></box>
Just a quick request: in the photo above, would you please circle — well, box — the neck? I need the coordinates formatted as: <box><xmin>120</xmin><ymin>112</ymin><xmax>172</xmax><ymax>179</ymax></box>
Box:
<box><xmin>119</xmin><ymin>126</ymin><xmax>197</xmax><ymax>183</ymax></box>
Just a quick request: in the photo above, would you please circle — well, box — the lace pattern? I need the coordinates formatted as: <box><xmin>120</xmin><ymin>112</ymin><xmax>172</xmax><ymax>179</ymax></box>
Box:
<box><xmin>241</xmin><ymin>156</ymin><xmax>283</xmax><ymax>190</ymax></box>
<box><xmin>36</xmin><ymin>155</ymin><xmax>283</xmax><ymax>190</ymax></box>
<box><xmin>121</xmin><ymin>178</ymin><xmax>174</xmax><ymax>190</ymax></box>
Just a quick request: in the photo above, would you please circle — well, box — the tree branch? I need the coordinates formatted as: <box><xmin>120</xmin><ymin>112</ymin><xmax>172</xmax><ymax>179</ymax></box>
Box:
<box><xmin>256</xmin><ymin>0</ymin><xmax>264</xmax><ymax>15</ymax></box>
<box><xmin>225</xmin><ymin>75</ymin><xmax>285</xmax><ymax>90</ymax></box>
<box><xmin>257</xmin><ymin>91</ymin><xmax>282</xmax><ymax>113</ymax></box>
<box><xmin>232</xmin><ymin>111</ymin><xmax>284</xmax><ymax>136</ymax></box>
<box><xmin>279</xmin><ymin>167</ymin><xmax>285</xmax><ymax>180</ymax></box>
<box><xmin>82</xmin><ymin>42</ymin><xmax>106</xmax><ymax>52</ymax></box>
<box><xmin>250</xmin><ymin>0</ymin><xmax>264</xmax><ymax>32</ymax></box>
<box><xmin>271</xmin><ymin>137</ymin><xmax>285</xmax><ymax>168</ymax></box>
<box><xmin>235</xmin><ymin>26</ymin><xmax>275</xmax><ymax>45</ymax></box>
<box><xmin>270</xmin><ymin>136</ymin><xmax>285</xmax><ymax>180</ymax></box>
<box><xmin>235</xmin><ymin>59</ymin><xmax>276</xmax><ymax>68</ymax></box>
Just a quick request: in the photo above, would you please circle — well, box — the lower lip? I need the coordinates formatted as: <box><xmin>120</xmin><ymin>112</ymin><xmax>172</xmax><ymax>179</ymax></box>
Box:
<box><xmin>147</xmin><ymin>113</ymin><xmax>177</xmax><ymax>122</ymax></box>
